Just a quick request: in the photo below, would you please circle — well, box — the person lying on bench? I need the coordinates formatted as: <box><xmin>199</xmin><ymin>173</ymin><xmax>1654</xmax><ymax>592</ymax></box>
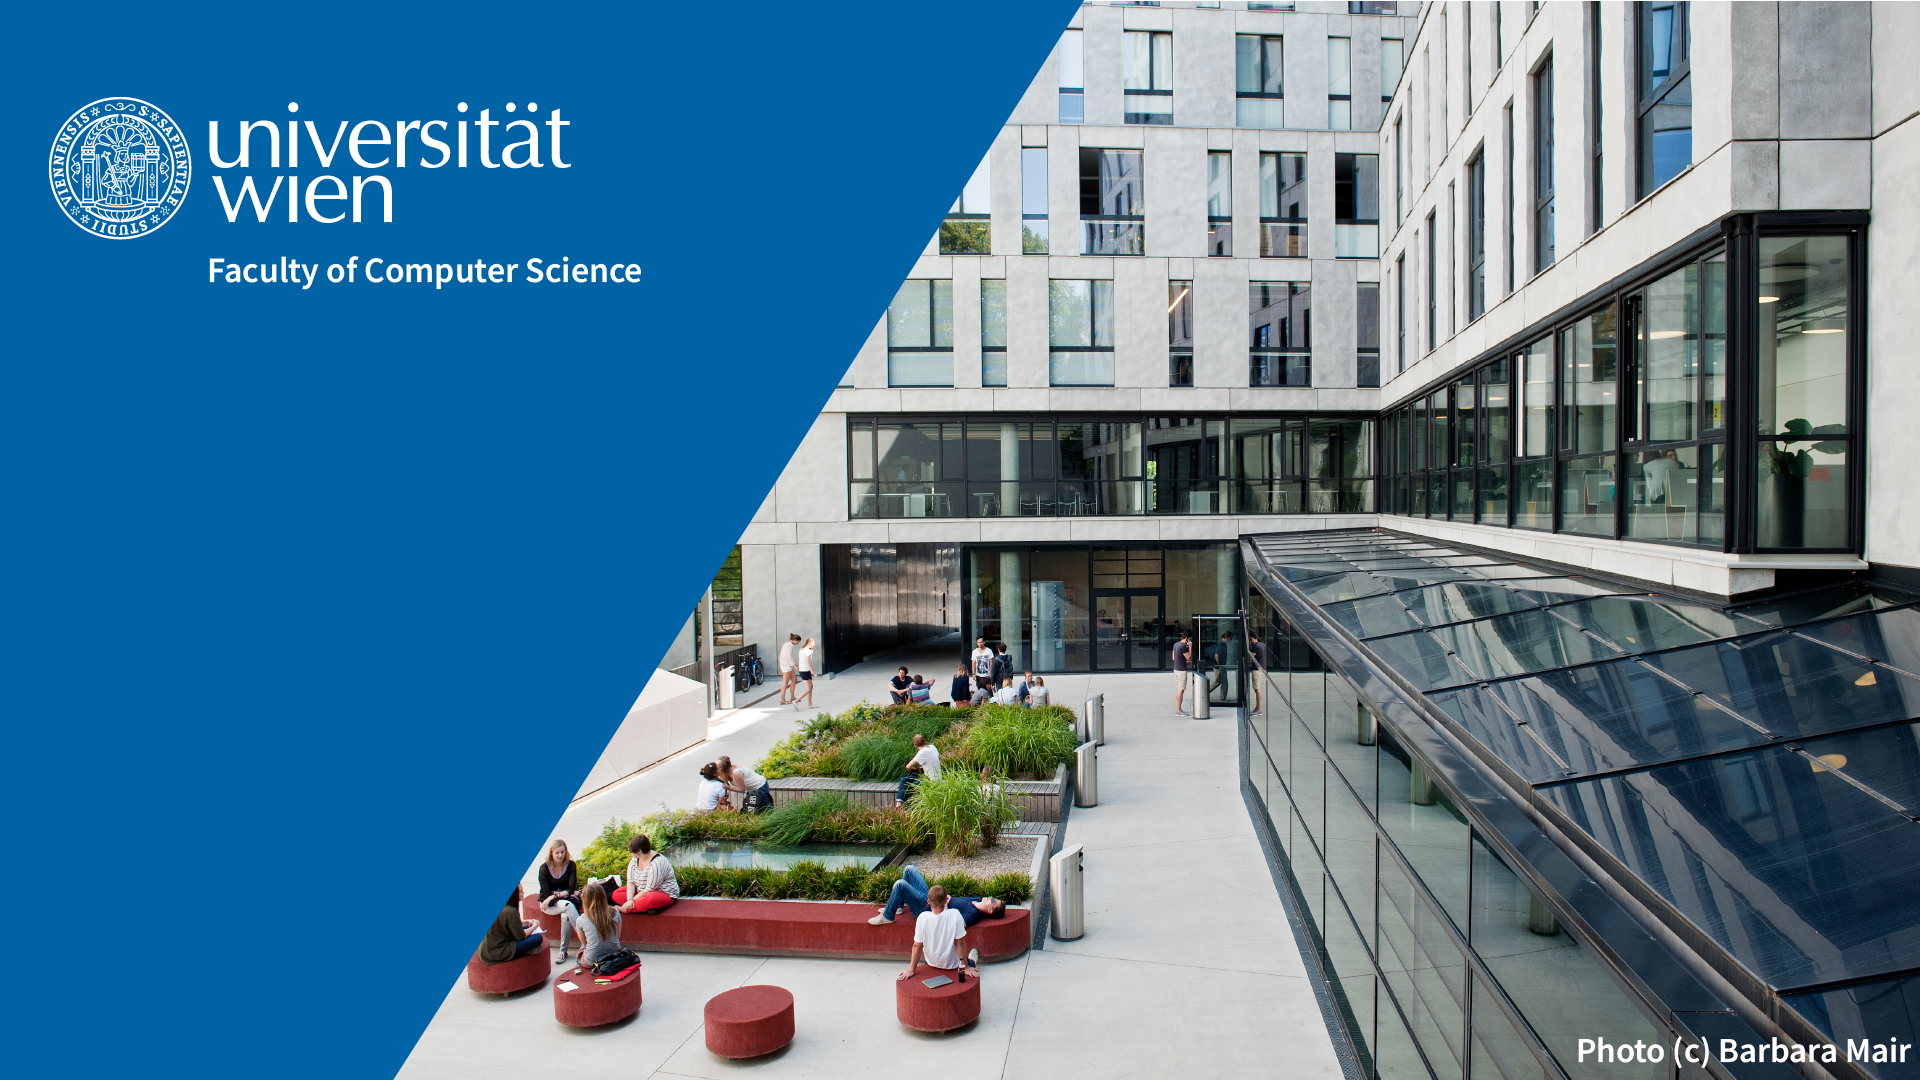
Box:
<box><xmin>870</xmin><ymin>864</ymin><xmax>1009</xmax><ymax>925</ymax></box>
<box><xmin>478</xmin><ymin>884</ymin><xmax>545</xmax><ymax>964</ymax></box>
<box><xmin>611</xmin><ymin>834</ymin><xmax>680</xmax><ymax>914</ymax></box>
<box><xmin>898</xmin><ymin>886</ymin><xmax>979</xmax><ymax>982</ymax></box>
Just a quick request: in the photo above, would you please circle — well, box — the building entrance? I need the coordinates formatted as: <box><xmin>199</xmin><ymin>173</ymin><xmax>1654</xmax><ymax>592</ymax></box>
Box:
<box><xmin>1191</xmin><ymin>613</ymin><xmax>1246</xmax><ymax>708</ymax></box>
<box><xmin>1092</xmin><ymin>590</ymin><xmax>1163</xmax><ymax>671</ymax></box>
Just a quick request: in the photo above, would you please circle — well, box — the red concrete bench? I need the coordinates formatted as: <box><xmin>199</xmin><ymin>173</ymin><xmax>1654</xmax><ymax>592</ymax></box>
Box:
<box><xmin>896</xmin><ymin>965</ymin><xmax>981</xmax><ymax>1032</ymax></box>
<box><xmin>466</xmin><ymin>947</ymin><xmax>548</xmax><ymax>995</ymax></box>
<box><xmin>616</xmin><ymin>898</ymin><xmax>1030</xmax><ymax>963</ymax></box>
<box><xmin>552</xmin><ymin>962</ymin><xmax>642</xmax><ymax>1027</ymax></box>
<box><xmin>705</xmin><ymin>985</ymin><xmax>794</xmax><ymax>1059</ymax></box>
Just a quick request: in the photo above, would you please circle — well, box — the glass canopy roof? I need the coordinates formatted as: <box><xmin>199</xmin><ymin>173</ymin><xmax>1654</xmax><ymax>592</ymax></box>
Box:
<box><xmin>1251</xmin><ymin>529</ymin><xmax>1920</xmax><ymax>1011</ymax></box>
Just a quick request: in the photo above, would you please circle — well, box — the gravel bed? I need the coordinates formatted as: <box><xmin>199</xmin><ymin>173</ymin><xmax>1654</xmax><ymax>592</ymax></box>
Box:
<box><xmin>903</xmin><ymin>834</ymin><xmax>1039</xmax><ymax>884</ymax></box>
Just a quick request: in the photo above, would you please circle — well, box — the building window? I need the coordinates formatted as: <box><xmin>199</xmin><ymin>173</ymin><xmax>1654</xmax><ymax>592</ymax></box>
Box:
<box><xmin>1207</xmin><ymin>152</ymin><xmax>1233</xmax><ymax>257</ymax></box>
<box><xmin>1250</xmin><ymin>282</ymin><xmax>1310</xmax><ymax>387</ymax></box>
<box><xmin>1169</xmin><ymin>280</ymin><xmax>1194</xmax><ymax>387</ymax></box>
<box><xmin>1050</xmin><ymin>279</ymin><xmax>1114</xmax><ymax>386</ymax></box>
<box><xmin>1465</xmin><ymin>4</ymin><xmax>1475</xmax><ymax>114</ymax></box>
<box><xmin>1260</xmin><ymin>152</ymin><xmax>1307</xmax><ymax>258</ymax></box>
<box><xmin>1448</xmin><ymin>181</ymin><xmax>1458</xmax><ymax>336</ymax></box>
<box><xmin>1021</xmin><ymin>147</ymin><xmax>1050</xmax><ymax>255</ymax></box>
<box><xmin>1558</xmin><ymin>303</ymin><xmax>1617</xmax><ymax>536</ymax></box>
<box><xmin>1425</xmin><ymin>213</ymin><xmax>1437</xmax><ymax>351</ymax></box>
<box><xmin>1059</xmin><ymin>30</ymin><xmax>1084</xmax><ymax>124</ymax></box>
<box><xmin>1757</xmin><ymin>235</ymin><xmax>1849</xmax><ymax>549</ymax></box>
<box><xmin>887</xmin><ymin>279</ymin><xmax>953</xmax><ymax>387</ymax></box>
<box><xmin>1533</xmin><ymin>58</ymin><xmax>1555</xmax><ymax>273</ymax></box>
<box><xmin>981</xmin><ymin>279</ymin><xmax>1008</xmax><ymax>387</ymax></box>
<box><xmin>1236</xmin><ymin>35</ymin><xmax>1284</xmax><ymax>129</ymax></box>
<box><xmin>1335</xmin><ymin>153</ymin><xmax>1379</xmax><ymax>257</ymax></box>
<box><xmin>1124</xmin><ymin>31</ymin><xmax>1173</xmax><ymax>125</ymax></box>
<box><xmin>940</xmin><ymin>157</ymin><xmax>991</xmax><ymax>255</ymax></box>
<box><xmin>1503</xmin><ymin>100</ymin><xmax>1515</xmax><ymax>294</ymax></box>
<box><xmin>1382</xmin><ymin>38</ymin><xmax>1404</xmax><ymax>102</ymax></box>
<box><xmin>1393</xmin><ymin>115</ymin><xmax>1404</xmax><ymax>224</ymax></box>
<box><xmin>1637</xmin><ymin>1</ymin><xmax>1691</xmax><ymax>197</ymax></box>
<box><xmin>1515</xmin><ymin>337</ymin><xmax>1554</xmax><ymax>529</ymax></box>
<box><xmin>1080</xmin><ymin>149</ymin><xmax>1145</xmax><ymax>256</ymax></box>
<box><xmin>1467</xmin><ymin>149</ymin><xmax>1486</xmax><ymax>320</ymax></box>
<box><xmin>1350</xmin><ymin>1</ymin><xmax>1398</xmax><ymax>12</ymax></box>
<box><xmin>1357</xmin><ymin>282</ymin><xmax>1381</xmax><ymax>388</ymax></box>
<box><xmin>1328</xmin><ymin>37</ymin><xmax>1353</xmax><ymax>130</ymax></box>
<box><xmin>1590</xmin><ymin>1</ymin><xmax>1604</xmax><ymax>232</ymax></box>
<box><xmin>1396</xmin><ymin>253</ymin><xmax>1407</xmax><ymax>373</ymax></box>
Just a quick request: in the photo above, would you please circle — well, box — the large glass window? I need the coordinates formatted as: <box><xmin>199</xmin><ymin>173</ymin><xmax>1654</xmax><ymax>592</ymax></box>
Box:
<box><xmin>1145</xmin><ymin>419</ymin><xmax>1227</xmax><ymax>515</ymax></box>
<box><xmin>1233</xmin><ymin>418</ymin><xmax>1304</xmax><ymax>514</ymax></box>
<box><xmin>887</xmin><ymin>279</ymin><xmax>953</xmax><ymax>387</ymax></box>
<box><xmin>940</xmin><ymin>156</ymin><xmax>990</xmax><ymax>255</ymax></box>
<box><xmin>1479</xmin><ymin>359</ymin><xmax>1512</xmax><ymax>524</ymax></box>
<box><xmin>1208</xmin><ymin>152</ymin><xmax>1232</xmax><ymax>257</ymax></box>
<box><xmin>1382</xmin><ymin>38</ymin><xmax>1404</xmax><ymax>102</ymax></box>
<box><xmin>1357</xmin><ymin>282</ymin><xmax>1381</xmax><ymax>389</ymax></box>
<box><xmin>981</xmin><ymin>279</ymin><xmax>1007</xmax><ymax>387</ymax></box>
<box><xmin>1050</xmin><ymin>279</ymin><xmax>1115</xmax><ymax>386</ymax></box>
<box><xmin>1169</xmin><ymin>280</ymin><xmax>1194</xmax><ymax>388</ymax></box>
<box><xmin>1637</xmin><ymin>2</ymin><xmax>1691</xmax><ymax>197</ymax></box>
<box><xmin>1021</xmin><ymin>146</ymin><xmax>1049</xmax><ymax>254</ymax></box>
<box><xmin>1559</xmin><ymin>304</ymin><xmax>1617</xmax><ymax>536</ymax></box>
<box><xmin>1516</xmin><ymin>339</ymin><xmax>1554</xmax><ymax>530</ymax></box>
<box><xmin>1058</xmin><ymin>29</ymin><xmax>1084</xmax><ymax>124</ymax></box>
<box><xmin>1336</xmin><ymin>153</ymin><xmax>1379</xmax><ymax>257</ymax></box>
<box><xmin>1081</xmin><ymin>149</ymin><xmax>1145</xmax><ymax>256</ymax></box>
<box><xmin>1533</xmin><ymin>58</ymin><xmax>1554</xmax><ymax>273</ymax></box>
<box><xmin>1251</xmin><ymin>283</ymin><xmax>1311</xmax><ymax>387</ymax></box>
<box><xmin>1236</xmin><ymin>34</ymin><xmax>1285</xmax><ymax>129</ymax></box>
<box><xmin>872</xmin><ymin>420</ymin><xmax>962</xmax><ymax>518</ymax></box>
<box><xmin>1261</xmin><ymin>153</ymin><xmax>1308</xmax><ymax>258</ymax></box>
<box><xmin>1328</xmin><ymin>37</ymin><xmax>1353</xmax><ymax>130</ymax></box>
<box><xmin>1311</xmin><ymin>419</ymin><xmax>1375</xmax><ymax>512</ymax></box>
<box><xmin>1123</xmin><ymin>30</ymin><xmax>1173</xmax><ymax>125</ymax></box>
<box><xmin>1757</xmin><ymin>234</ymin><xmax>1852</xmax><ymax>549</ymax></box>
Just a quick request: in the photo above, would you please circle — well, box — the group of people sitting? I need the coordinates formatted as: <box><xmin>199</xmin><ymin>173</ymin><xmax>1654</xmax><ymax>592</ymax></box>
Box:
<box><xmin>478</xmin><ymin>834</ymin><xmax>685</xmax><ymax>967</ymax></box>
<box><xmin>695</xmin><ymin>755</ymin><xmax>772</xmax><ymax>813</ymax></box>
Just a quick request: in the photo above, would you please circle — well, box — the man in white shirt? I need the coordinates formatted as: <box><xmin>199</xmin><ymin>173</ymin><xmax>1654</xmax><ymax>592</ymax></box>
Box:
<box><xmin>909</xmin><ymin>733</ymin><xmax>942</xmax><ymax>779</ymax></box>
<box><xmin>970</xmin><ymin>637</ymin><xmax>995</xmax><ymax>685</ymax></box>
<box><xmin>778</xmin><ymin>633</ymin><xmax>800</xmax><ymax>704</ymax></box>
<box><xmin>899</xmin><ymin>886</ymin><xmax>974</xmax><ymax>982</ymax></box>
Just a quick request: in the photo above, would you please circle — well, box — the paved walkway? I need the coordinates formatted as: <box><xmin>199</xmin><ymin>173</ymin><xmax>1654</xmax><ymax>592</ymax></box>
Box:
<box><xmin>399</xmin><ymin>660</ymin><xmax>1341</xmax><ymax>1080</ymax></box>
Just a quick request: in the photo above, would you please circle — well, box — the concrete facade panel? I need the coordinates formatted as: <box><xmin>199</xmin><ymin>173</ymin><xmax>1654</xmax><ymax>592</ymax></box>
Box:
<box><xmin>1778</xmin><ymin>140</ymin><xmax>1871</xmax><ymax>211</ymax></box>
<box><xmin>1778</xmin><ymin>2</ymin><xmax>1872</xmax><ymax>139</ymax></box>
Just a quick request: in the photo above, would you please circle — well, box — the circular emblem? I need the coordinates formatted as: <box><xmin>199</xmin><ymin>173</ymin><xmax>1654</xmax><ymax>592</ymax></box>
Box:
<box><xmin>48</xmin><ymin>97</ymin><xmax>192</xmax><ymax>239</ymax></box>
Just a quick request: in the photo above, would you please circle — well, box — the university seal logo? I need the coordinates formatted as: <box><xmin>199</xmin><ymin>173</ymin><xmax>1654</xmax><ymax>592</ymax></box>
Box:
<box><xmin>48</xmin><ymin>97</ymin><xmax>192</xmax><ymax>239</ymax></box>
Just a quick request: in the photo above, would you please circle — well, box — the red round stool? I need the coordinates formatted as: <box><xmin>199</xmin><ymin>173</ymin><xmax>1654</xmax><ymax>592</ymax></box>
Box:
<box><xmin>520</xmin><ymin>894</ymin><xmax>567</xmax><ymax>945</ymax></box>
<box><xmin>704</xmin><ymin>985</ymin><xmax>795</xmax><ymax>1058</ymax></box>
<box><xmin>552</xmin><ymin>962</ymin><xmax>642</xmax><ymax>1027</ymax></box>
<box><xmin>896</xmin><ymin>966</ymin><xmax>981</xmax><ymax>1032</ymax></box>
<box><xmin>466</xmin><ymin>947</ymin><xmax>549</xmax><ymax>995</ymax></box>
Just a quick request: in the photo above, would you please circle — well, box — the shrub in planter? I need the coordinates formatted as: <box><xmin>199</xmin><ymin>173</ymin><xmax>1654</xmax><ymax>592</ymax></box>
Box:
<box><xmin>668</xmin><ymin>861</ymin><xmax>1032</xmax><ymax>905</ymax></box>
<box><xmin>841</xmin><ymin>732</ymin><xmax>915</xmax><ymax>782</ymax></box>
<box><xmin>760</xmin><ymin>790</ymin><xmax>849</xmax><ymax>846</ymax></box>
<box><xmin>909</xmin><ymin>768</ymin><xmax>1017</xmax><ymax>857</ymax></box>
<box><xmin>959</xmin><ymin>708</ymin><xmax>1079</xmax><ymax>778</ymax></box>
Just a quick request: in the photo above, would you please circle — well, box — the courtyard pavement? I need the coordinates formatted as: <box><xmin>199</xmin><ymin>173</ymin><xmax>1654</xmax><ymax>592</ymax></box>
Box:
<box><xmin>397</xmin><ymin>644</ymin><xmax>1342</xmax><ymax>1080</ymax></box>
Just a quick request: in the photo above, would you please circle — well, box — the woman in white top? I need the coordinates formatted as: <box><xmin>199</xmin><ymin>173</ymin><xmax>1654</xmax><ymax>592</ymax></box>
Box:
<box><xmin>792</xmin><ymin>638</ymin><xmax>817</xmax><ymax>710</ymax></box>
<box><xmin>1027</xmin><ymin>676</ymin><xmax>1050</xmax><ymax>707</ymax></box>
<box><xmin>718</xmin><ymin>754</ymin><xmax>772</xmax><ymax>813</ymax></box>
<box><xmin>695</xmin><ymin>761</ymin><xmax>731</xmax><ymax>811</ymax></box>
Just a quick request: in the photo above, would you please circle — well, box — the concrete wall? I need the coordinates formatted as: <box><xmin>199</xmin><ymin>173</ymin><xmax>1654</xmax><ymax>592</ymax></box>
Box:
<box><xmin>573</xmin><ymin>669</ymin><xmax>707</xmax><ymax>798</ymax></box>
<box><xmin>1866</xmin><ymin>2</ymin><xmax>1920</xmax><ymax>570</ymax></box>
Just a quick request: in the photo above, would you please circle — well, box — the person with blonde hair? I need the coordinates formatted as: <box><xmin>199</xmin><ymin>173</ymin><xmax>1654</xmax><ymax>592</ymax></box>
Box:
<box><xmin>537</xmin><ymin>839</ymin><xmax>584</xmax><ymax>962</ymax></box>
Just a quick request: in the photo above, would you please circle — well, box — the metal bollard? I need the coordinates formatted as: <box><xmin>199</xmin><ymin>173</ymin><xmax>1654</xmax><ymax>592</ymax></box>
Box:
<box><xmin>1074</xmin><ymin>740</ymin><xmax>1099</xmax><ymax>807</ymax></box>
<box><xmin>1049</xmin><ymin>844</ymin><xmax>1086</xmax><ymax>941</ymax></box>
<box><xmin>1082</xmin><ymin>694</ymin><xmax>1105</xmax><ymax>746</ymax></box>
<box><xmin>717</xmin><ymin>666</ymin><xmax>736</xmax><ymax>711</ymax></box>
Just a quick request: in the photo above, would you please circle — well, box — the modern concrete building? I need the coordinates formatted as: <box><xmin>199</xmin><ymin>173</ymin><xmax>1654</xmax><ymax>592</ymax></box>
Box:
<box><xmin>722</xmin><ymin>7</ymin><xmax>1920</xmax><ymax>1080</ymax></box>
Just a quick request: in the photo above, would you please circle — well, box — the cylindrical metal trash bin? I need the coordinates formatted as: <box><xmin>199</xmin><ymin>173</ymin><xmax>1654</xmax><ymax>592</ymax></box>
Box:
<box><xmin>1191</xmin><ymin>682</ymin><xmax>1211</xmax><ymax>719</ymax></box>
<box><xmin>1091</xmin><ymin>693</ymin><xmax>1105</xmax><ymax>745</ymax></box>
<box><xmin>718</xmin><ymin>666</ymin><xmax>736</xmax><ymax>710</ymax></box>
<box><xmin>1049</xmin><ymin>843</ymin><xmax>1086</xmax><ymax>941</ymax></box>
<box><xmin>1074</xmin><ymin>741</ymin><xmax>1098</xmax><ymax>807</ymax></box>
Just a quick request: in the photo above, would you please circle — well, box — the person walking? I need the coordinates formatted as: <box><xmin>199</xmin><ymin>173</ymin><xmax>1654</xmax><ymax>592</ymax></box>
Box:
<box><xmin>793</xmin><ymin>637</ymin><xmax>817</xmax><ymax>710</ymax></box>
<box><xmin>1171</xmin><ymin>629</ymin><xmax>1193</xmax><ymax>716</ymax></box>
<box><xmin>777</xmin><ymin>633</ymin><xmax>800</xmax><ymax>704</ymax></box>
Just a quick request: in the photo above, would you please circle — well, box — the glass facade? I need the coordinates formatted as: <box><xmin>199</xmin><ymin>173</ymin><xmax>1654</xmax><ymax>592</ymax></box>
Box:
<box><xmin>1244</xmin><ymin>529</ymin><xmax>1920</xmax><ymax>1080</ymax></box>
<box><xmin>966</xmin><ymin>541</ymin><xmax>1236</xmax><ymax>672</ymax></box>
<box><xmin>1381</xmin><ymin>225</ymin><xmax>1859</xmax><ymax>554</ymax></box>
<box><xmin>850</xmin><ymin>413</ymin><xmax>1374</xmax><ymax>520</ymax></box>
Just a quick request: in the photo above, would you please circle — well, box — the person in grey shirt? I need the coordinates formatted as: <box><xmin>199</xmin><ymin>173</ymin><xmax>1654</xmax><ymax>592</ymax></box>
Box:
<box><xmin>1171</xmin><ymin>630</ymin><xmax>1193</xmax><ymax>716</ymax></box>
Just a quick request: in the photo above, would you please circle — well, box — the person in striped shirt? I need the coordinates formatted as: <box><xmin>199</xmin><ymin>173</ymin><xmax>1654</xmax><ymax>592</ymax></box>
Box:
<box><xmin>613</xmin><ymin>833</ymin><xmax>679</xmax><ymax>914</ymax></box>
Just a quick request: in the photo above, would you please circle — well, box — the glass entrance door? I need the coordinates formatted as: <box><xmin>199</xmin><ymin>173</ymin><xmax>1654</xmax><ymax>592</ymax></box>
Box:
<box><xmin>1192</xmin><ymin>614</ymin><xmax>1246</xmax><ymax>707</ymax></box>
<box><xmin>1093</xmin><ymin>590</ymin><xmax>1165</xmax><ymax>670</ymax></box>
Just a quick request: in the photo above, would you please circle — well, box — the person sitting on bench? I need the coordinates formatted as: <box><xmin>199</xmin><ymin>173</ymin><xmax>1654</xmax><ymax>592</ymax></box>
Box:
<box><xmin>889</xmin><ymin>666</ymin><xmax>913</xmax><ymax>704</ymax></box>
<box><xmin>612</xmin><ymin>834</ymin><xmax>680</xmax><ymax>914</ymax></box>
<box><xmin>478</xmin><ymin>884</ymin><xmax>545</xmax><ymax>964</ymax></box>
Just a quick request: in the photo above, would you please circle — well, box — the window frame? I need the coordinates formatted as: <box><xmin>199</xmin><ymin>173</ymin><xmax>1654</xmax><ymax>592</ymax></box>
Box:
<box><xmin>1236</xmin><ymin>34</ymin><xmax>1286</xmax><ymax>130</ymax></box>
<box><xmin>1123</xmin><ymin>30</ymin><xmax>1174</xmax><ymax>126</ymax></box>
<box><xmin>1635</xmin><ymin>1</ymin><xmax>1693</xmax><ymax>199</ymax></box>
